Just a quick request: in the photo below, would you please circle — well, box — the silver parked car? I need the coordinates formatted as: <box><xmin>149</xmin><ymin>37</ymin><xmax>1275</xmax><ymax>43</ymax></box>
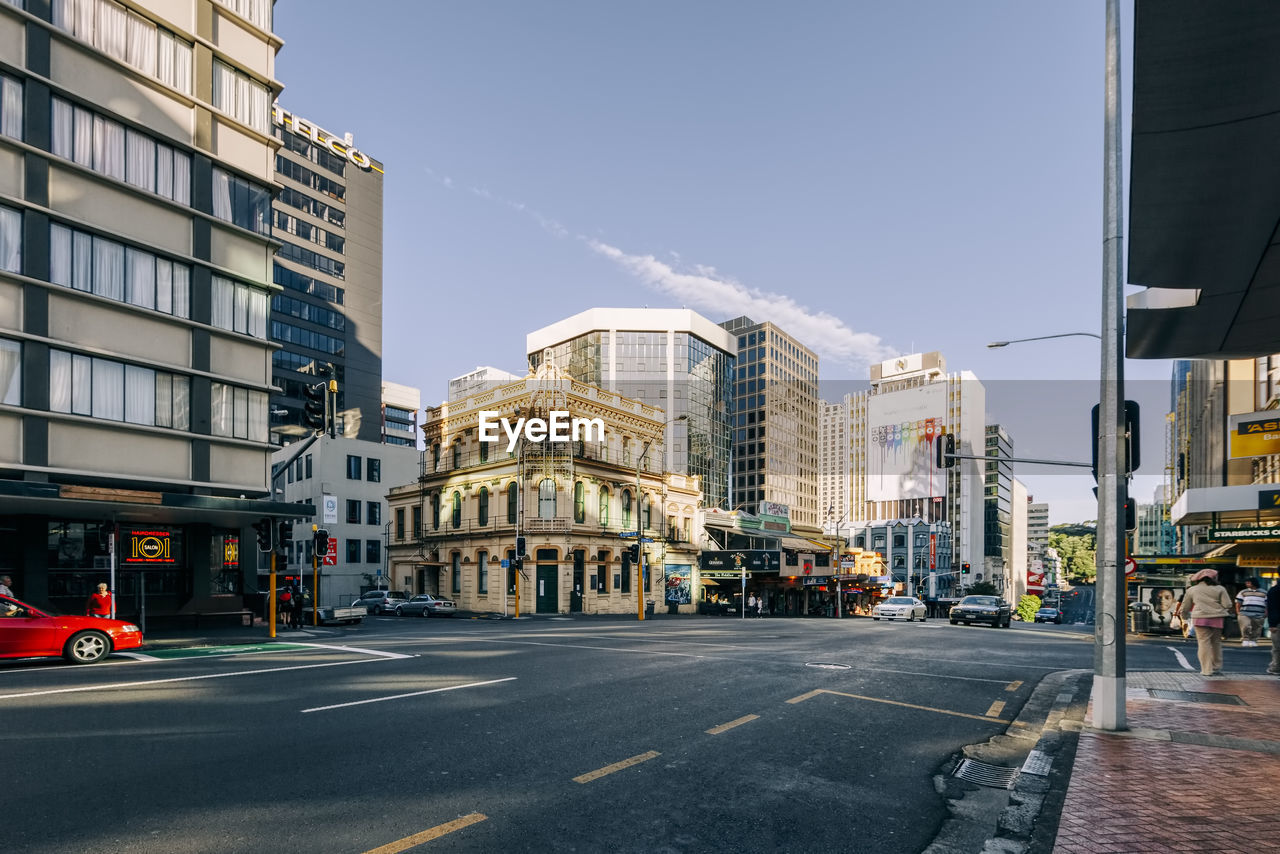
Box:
<box><xmin>396</xmin><ymin>594</ymin><xmax>457</xmax><ymax>617</ymax></box>
<box><xmin>872</xmin><ymin>596</ymin><xmax>927</xmax><ymax>621</ymax></box>
<box><xmin>355</xmin><ymin>590</ymin><xmax>409</xmax><ymax>615</ymax></box>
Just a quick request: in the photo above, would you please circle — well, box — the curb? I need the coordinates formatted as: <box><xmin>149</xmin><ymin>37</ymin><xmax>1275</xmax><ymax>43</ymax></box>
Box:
<box><xmin>923</xmin><ymin>668</ymin><xmax>1092</xmax><ymax>854</ymax></box>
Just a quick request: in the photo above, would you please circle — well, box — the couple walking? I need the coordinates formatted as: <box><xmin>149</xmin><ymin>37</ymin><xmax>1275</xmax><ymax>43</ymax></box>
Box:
<box><xmin>1181</xmin><ymin>569</ymin><xmax>1280</xmax><ymax>677</ymax></box>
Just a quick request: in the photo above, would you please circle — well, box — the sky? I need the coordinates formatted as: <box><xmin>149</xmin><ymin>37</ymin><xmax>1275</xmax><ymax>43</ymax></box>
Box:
<box><xmin>273</xmin><ymin>1</ymin><xmax>1162</xmax><ymax>526</ymax></box>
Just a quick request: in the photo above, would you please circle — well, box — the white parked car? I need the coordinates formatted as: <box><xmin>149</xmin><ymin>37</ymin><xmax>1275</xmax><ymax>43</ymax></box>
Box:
<box><xmin>872</xmin><ymin>596</ymin><xmax>927</xmax><ymax>622</ymax></box>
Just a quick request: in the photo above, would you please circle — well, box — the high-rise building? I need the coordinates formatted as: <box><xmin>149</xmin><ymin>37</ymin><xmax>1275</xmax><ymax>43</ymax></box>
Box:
<box><xmin>1027</xmin><ymin>500</ymin><xmax>1050</xmax><ymax>555</ymax></box>
<box><xmin>381</xmin><ymin>381</ymin><xmax>420</xmax><ymax>448</ymax></box>
<box><xmin>1136</xmin><ymin>485</ymin><xmax>1175</xmax><ymax>554</ymax></box>
<box><xmin>0</xmin><ymin>0</ymin><xmax>295</xmax><ymax>618</ymax></box>
<box><xmin>527</xmin><ymin>308</ymin><xmax>735</xmax><ymax>510</ymax></box>
<box><xmin>819</xmin><ymin>399</ymin><xmax>851</xmax><ymax>530</ymax></box>
<box><xmin>719</xmin><ymin>316</ymin><xmax>820</xmax><ymax>526</ymax></box>
<box><xmin>984</xmin><ymin>424</ymin><xmax>1014</xmax><ymax>589</ymax></box>
<box><xmin>448</xmin><ymin>366</ymin><xmax>521</xmax><ymax>403</ymax></box>
<box><xmin>269</xmin><ymin>104</ymin><xmax>384</xmax><ymax>445</ymax></box>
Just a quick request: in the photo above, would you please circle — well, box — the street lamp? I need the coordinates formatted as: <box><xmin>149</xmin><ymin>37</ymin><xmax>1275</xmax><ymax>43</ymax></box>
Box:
<box><xmin>986</xmin><ymin>332</ymin><xmax>1102</xmax><ymax>348</ymax></box>
<box><xmin>635</xmin><ymin>414</ymin><xmax>687</xmax><ymax>621</ymax></box>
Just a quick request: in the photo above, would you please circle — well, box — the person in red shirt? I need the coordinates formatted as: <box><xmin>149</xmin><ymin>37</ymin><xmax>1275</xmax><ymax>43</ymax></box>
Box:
<box><xmin>86</xmin><ymin>583</ymin><xmax>113</xmax><ymax>618</ymax></box>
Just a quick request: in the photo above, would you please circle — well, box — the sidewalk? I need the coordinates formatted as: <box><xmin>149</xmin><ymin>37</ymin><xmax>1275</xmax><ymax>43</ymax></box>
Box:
<box><xmin>1052</xmin><ymin>667</ymin><xmax>1280</xmax><ymax>853</ymax></box>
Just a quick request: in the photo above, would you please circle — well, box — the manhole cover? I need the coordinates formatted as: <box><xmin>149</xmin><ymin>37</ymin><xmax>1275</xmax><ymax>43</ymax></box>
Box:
<box><xmin>954</xmin><ymin>759</ymin><xmax>1019</xmax><ymax>789</ymax></box>
<box><xmin>1020</xmin><ymin>750</ymin><xmax>1052</xmax><ymax>776</ymax></box>
<box><xmin>1147</xmin><ymin>689</ymin><xmax>1246</xmax><ymax>706</ymax></box>
<box><xmin>805</xmin><ymin>662</ymin><xmax>851</xmax><ymax>670</ymax></box>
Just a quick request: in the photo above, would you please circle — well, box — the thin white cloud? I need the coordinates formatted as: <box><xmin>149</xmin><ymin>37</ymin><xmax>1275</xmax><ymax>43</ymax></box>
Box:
<box><xmin>586</xmin><ymin>239</ymin><xmax>895</xmax><ymax>369</ymax></box>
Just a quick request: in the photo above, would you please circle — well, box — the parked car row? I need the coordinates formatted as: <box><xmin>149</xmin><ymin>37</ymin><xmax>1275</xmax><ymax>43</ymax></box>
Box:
<box><xmin>352</xmin><ymin>590</ymin><xmax>456</xmax><ymax>617</ymax></box>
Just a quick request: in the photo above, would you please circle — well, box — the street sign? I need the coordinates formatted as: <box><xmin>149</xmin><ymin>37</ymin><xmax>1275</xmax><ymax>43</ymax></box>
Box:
<box><xmin>1124</xmin><ymin>558</ymin><xmax>1137</xmax><ymax>576</ymax></box>
<box><xmin>501</xmin><ymin>559</ymin><xmax>510</xmax><ymax>568</ymax></box>
<box><xmin>323</xmin><ymin>538</ymin><xmax>337</xmax><ymax>566</ymax></box>
<box><xmin>618</xmin><ymin>531</ymin><xmax>639</xmax><ymax>538</ymax></box>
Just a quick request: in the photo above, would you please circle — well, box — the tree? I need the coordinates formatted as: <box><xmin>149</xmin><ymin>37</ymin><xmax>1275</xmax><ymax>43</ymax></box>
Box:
<box><xmin>1016</xmin><ymin>594</ymin><xmax>1042</xmax><ymax>623</ymax></box>
<box><xmin>1049</xmin><ymin>529</ymin><xmax>1097</xmax><ymax>583</ymax></box>
<box><xmin>967</xmin><ymin>581</ymin><xmax>999</xmax><ymax>596</ymax></box>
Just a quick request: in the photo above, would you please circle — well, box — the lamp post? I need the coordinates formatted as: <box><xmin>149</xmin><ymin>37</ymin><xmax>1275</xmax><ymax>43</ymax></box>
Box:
<box><xmin>987</xmin><ymin>332</ymin><xmax>1102</xmax><ymax>348</ymax></box>
<box><xmin>636</xmin><ymin>415</ymin><xmax>687</xmax><ymax>621</ymax></box>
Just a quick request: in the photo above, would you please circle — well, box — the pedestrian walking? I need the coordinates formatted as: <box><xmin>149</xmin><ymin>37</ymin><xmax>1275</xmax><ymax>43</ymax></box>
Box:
<box><xmin>1235</xmin><ymin>577</ymin><xmax>1267</xmax><ymax>647</ymax></box>
<box><xmin>747</xmin><ymin>593</ymin><xmax>757</xmax><ymax>619</ymax></box>
<box><xmin>0</xmin><ymin>574</ymin><xmax>13</xmax><ymax>598</ymax></box>
<box><xmin>85</xmin><ymin>583</ymin><xmax>113</xmax><ymax>618</ymax></box>
<box><xmin>1181</xmin><ymin>568</ymin><xmax>1234</xmax><ymax>677</ymax></box>
<box><xmin>1268</xmin><ymin>582</ymin><xmax>1280</xmax><ymax>676</ymax></box>
<box><xmin>279</xmin><ymin>585</ymin><xmax>294</xmax><ymax>628</ymax></box>
<box><xmin>289</xmin><ymin>584</ymin><xmax>303</xmax><ymax>630</ymax></box>
<box><xmin>756</xmin><ymin>593</ymin><xmax>765</xmax><ymax>618</ymax></box>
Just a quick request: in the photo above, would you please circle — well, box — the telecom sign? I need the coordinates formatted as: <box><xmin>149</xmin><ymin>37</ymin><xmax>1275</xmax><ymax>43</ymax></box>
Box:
<box><xmin>323</xmin><ymin>538</ymin><xmax>337</xmax><ymax>566</ymax></box>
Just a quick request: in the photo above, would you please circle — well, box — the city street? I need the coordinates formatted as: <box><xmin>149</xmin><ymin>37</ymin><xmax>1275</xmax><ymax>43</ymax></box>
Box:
<box><xmin>4</xmin><ymin>614</ymin><xmax>1241</xmax><ymax>854</ymax></box>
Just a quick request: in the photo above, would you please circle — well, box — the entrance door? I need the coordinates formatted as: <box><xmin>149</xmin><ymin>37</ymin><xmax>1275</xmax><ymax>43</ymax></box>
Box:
<box><xmin>570</xmin><ymin>551</ymin><xmax>584</xmax><ymax>613</ymax></box>
<box><xmin>536</xmin><ymin>549</ymin><xmax>559</xmax><ymax>614</ymax></box>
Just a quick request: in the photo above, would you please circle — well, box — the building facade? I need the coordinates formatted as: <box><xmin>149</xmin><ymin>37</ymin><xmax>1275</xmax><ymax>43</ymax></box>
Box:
<box><xmin>0</xmin><ymin>0</ymin><xmax>302</xmax><ymax>621</ymax></box>
<box><xmin>527</xmin><ymin>308</ymin><xmax>734</xmax><ymax>511</ymax></box>
<box><xmin>381</xmin><ymin>380</ymin><xmax>420</xmax><ymax>448</ymax></box>
<box><xmin>448</xmin><ymin>365</ymin><xmax>520</xmax><ymax>403</ymax></box>
<box><xmin>719</xmin><ymin>315</ymin><xmax>820</xmax><ymax>527</ymax></box>
<box><xmin>984</xmin><ymin>424</ymin><xmax>1014</xmax><ymax>591</ymax></box>
<box><xmin>819</xmin><ymin>398</ymin><xmax>851</xmax><ymax>528</ymax></box>
<box><xmin>386</xmin><ymin>366</ymin><xmax>704</xmax><ymax>615</ymax></box>
<box><xmin>268</xmin><ymin>103</ymin><xmax>384</xmax><ymax>445</ymax></box>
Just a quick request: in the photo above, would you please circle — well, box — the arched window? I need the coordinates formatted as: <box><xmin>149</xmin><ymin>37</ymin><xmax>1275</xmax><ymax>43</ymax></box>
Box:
<box><xmin>431</xmin><ymin>493</ymin><xmax>440</xmax><ymax>529</ymax></box>
<box><xmin>507</xmin><ymin>482</ymin><xmax>518</xmax><ymax>523</ymax></box>
<box><xmin>452</xmin><ymin>443</ymin><xmax>461</xmax><ymax>469</ymax></box>
<box><xmin>641</xmin><ymin>493</ymin><xmax>651</xmax><ymax>531</ymax></box>
<box><xmin>538</xmin><ymin>478</ymin><xmax>556</xmax><ymax>518</ymax></box>
<box><xmin>599</xmin><ymin>486</ymin><xmax>610</xmax><ymax>526</ymax></box>
<box><xmin>573</xmin><ymin>482</ymin><xmax>585</xmax><ymax>524</ymax></box>
<box><xmin>622</xmin><ymin>490</ymin><xmax>632</xmax><ymax>527</ymax></box>
<box><xmin>451</xmin><ymin>491</ymin><xmax>461</xmax><ymax>528</ymax></box>
<box><xmin>431</xmin><ymin>444</ymin><xmax>440</xmax><ymax>472</ymax></box>
<box><xmin>478</xmin><ymin>487</ymin><xmax>489</xmax><ymax>526</ymax></box>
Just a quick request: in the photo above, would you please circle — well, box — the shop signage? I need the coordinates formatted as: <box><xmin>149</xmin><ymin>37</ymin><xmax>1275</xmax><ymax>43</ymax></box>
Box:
<box><xmin>699</xmin><ymin>550</ymin><xmax>780</xmax><ymax>574</ymax></box>
<box><xmin>802</xmin><ymin>576</ymin><xmax>831</xmax><ymax>586</ymax></box>
<box><xmin>1208</xmin><ymin>526</ymin><xmax>1280</xmax><ymax>542</ymax></box>
<box><xmin>272</xmin><ymin>105</ymin><xmax>381</xmax><ymax>173</ymax></box>
<box><xmin>1238</xmin><ymin>554</ymin><xmax>1280</xmax><ymax>568</ymax></box>
<box><xmin>929</xmin><ymin>533</ymin><xmax>936</xmax><ymax>570</ymax></box>
<box><xmin>1229</xmin><ymin>411</ymin><xmax>1280</xmax><ymax>460</ymax></box>
<box><xmin>1260</xmin><ymin>489</ymin><xmax>1280</xmax><ymax>511</ymax></box>
<box><xmin>124</xmin><ymin>529</ymin><xmax>174</xmax><ymax>564</ymax></box>
<box><xmin>759</xmin><ymin>501</ymin><xmax>790</xmax><ymax>519</ymax></box>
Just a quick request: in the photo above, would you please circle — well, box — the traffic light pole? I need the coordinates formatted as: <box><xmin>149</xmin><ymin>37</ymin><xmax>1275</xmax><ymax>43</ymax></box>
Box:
<box><xmin>312</xmin><ymin>537</ymin><xmax>319</xmax><ymax>628</ymax></box>
<box><xmin>268</xmin><ymin>549</ymin><xmax>277</xmax><ymax>639</ymax></box>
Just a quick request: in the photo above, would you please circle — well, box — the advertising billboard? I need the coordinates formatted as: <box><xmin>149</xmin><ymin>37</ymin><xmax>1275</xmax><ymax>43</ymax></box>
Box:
<box><xmin>867</xmin><ymin>382</ymin><xmax>947</xmax><ymax>501</ymax></box>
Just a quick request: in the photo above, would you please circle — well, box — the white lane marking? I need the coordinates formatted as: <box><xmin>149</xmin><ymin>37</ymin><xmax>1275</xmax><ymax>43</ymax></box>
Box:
<box><xmin>0</xmin><ymin>657</ymin><xmax>387</xmax><ymax>701</ymax></box>
<box><xmin>115</xmin><ymin>652</ymin><xmax>159</xmax><ymax>661</ymax></box>
<box><xmin>301</xmin><ymin>676</ymin><xmax>517</xmax><ymax>713</ymax></box>
<box><xmin>1167</xmin><ymin>646</ymin><xmax>1195</xmax><ymax>671</ymax></box>
<box><xmin>293</xmin><ymin>642</ymin><xmax>411</xmax><ymax>659</ymax></box>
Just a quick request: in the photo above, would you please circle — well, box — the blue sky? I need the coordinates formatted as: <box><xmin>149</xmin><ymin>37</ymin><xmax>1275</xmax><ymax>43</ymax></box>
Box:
<box><xmin>274</xmin><ymin>1</ymin><xmax>1160</xmax><ymax>525</ymax></box>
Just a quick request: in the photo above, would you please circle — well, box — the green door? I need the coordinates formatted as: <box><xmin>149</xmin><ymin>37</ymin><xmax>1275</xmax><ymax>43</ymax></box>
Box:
<box><xmin>536</xmin><ymin>549</ymin><xmax>559</xmax><ymax>614</ymax></box>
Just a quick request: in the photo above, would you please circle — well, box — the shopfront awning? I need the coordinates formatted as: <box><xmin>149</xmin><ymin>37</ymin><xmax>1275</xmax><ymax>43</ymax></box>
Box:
<box><xmin>779</xmin><ymin>537</ymin><xmax>822</xmax><ymax>551</ymax></box>
<box><xmin>0</xmin><ymin>480</ymin><xmax>311</xmax><ymax>527</ymax></box>
<box><xmin>1170</xmin><ymin>484</ymin><xmax>1280</xmax><ymax>526</ymax></box>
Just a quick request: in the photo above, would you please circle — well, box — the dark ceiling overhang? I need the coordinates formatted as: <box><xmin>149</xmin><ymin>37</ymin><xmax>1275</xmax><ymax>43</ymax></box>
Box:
<box><xmin>1126</xmin><ymin>1</ymin><xmax>1280</xmax><ymax>360</ymax></box>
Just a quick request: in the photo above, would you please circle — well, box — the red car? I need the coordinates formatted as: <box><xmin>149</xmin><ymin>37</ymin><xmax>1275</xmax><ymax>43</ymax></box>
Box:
<box><xmin>0</xmin><ymin>594</ymin><xmax>144</xmax><ymax>664</ymax></box>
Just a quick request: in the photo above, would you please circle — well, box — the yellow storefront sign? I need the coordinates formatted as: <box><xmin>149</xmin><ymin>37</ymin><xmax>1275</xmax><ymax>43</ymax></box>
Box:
<box><xmin>1229</xmin><ymin>411</ymin><xmax>1280</xmax><ymax>459</ymax></box>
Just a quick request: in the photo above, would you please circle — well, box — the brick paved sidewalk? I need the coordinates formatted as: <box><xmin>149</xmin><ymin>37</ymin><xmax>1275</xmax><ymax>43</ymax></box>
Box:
<box><xmin>1052</xmin><ymin>672</ymin><xmax>1280</xmax><ymax>853</ymax></box>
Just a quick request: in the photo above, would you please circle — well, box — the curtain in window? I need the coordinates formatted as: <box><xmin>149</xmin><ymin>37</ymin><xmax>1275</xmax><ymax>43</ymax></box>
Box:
<box><xmin>74</xmin><ymin>0</ymin><xmax>95</xmax><ymax>41</ymax></box>
<box><xmin>0</xmin><ymin>75</ymin><xmax>21</xmax><ymax>140</ymax></box>
<box><xmin>212</xmin><ymin>61</ymin><xmax>235</xmax><ymax>116</ymax></box>
<box><xmin>171</xmin><ymin>264</ymin><xmax>190</xmax><ymax>318</ymax></box>
<box><xmin>248</xmin><ymin>390</ymin><xmax>267</xmax><ymax>441</ymax></box>
<box><xmin>72</xmin><ymin>231</ymin><xmax>92</xmax><ymax>291</ymax></box>
<box><xmin>211</xmin><ymin>168</ymin><xmax>232</xmax><ymax>222</ymax></box>
<box><xmin>0</xmin><ymin>206</ymin><xmax>19</xmax><ymax>274</ymax></box>
<box><xmin>248</xmin><ymin>289</ymin><xmax>267</xmax><ymax>339</ymax></box>
<box><xmin>154</xmin><ymin>259</ymin><xmax>172</xmax><ymax>314</ymax></box>
<box><xmin>172</xmin><ymin>150</ymin><xmax>190</xmax><ymax>204</ymax></box>
<box><xmin>0</xmin><ymin>338</ymin><xmax>20</xmax><ymax>406</ymax></box>
<box><xmin>154</xmin><ymin>372</ymin><xmax>172</xmax><ymax>428</ymax></box>
<box><xmin>124</xmin><ymin>364</ymin><xmax>154</xmax><ymax>424</ymax></box>
<box><xmin>49</xmin><ymin>350</ymin><xmax>71</xmax><ymax>412</ymax></box>
<box><xmin>51</xmin><ymin>0</ymin><xmax>74</xmax><ymax>31</ymax></box>
<box><xmin>210</xmin><ymin>382</ymin><xmax>231</xmax><ymax>437</ymax></box>
<box><xmin>73</xmin><ymin>105</ymin><xmax>93</xmax><ymax>167</ymax></box>
<box><xmin>538</xmin><ymin>479</ymin><xmax>556</xmax><ymax>519</ymax></box>
<box><xmin>233</xmin><ymin>386</ymin><xmax>248</xmax><ymax>438</ymax></box>
<box><xmin>172</xmin><ymin>375</ymin><xmax>189</xmax><ymax>430</ymax></box>
<box><xmin>92</xmin><ymin>358</ymin><xmax>123</xmax><ymax>421</ymax></box>
<box><xmin>52</xmin><ymin>98</ymin><xmax>73</xmax><ymax>159</ymax></box>
<box><xmin>92</xmin><ymin>114</ymin><xmax>124</xmax><ymax>180</ymax></box>
<box><xmin>124</xmin><ymin>11</ymin><xmax>157</xmax><ymax>76</ymax></box>
<box><xmin>92</xmin><ymin>237</ymin><xmax>123</xmax><ymax>300</ymax></box>
<box><xmin>125</xmin><ymin>128</ymin><xmax>155</xmax><ymax>193</ymax></box>
<box><xmin>169</xmin><ymin>36</ymin><xmax>192</xmax><ymax>95</ymax></box>
<box><xmin>124</xmin><ymin>247</ymin><xmax>155</xmax><ymax>309</ymax></box>
<box><xmin>95</xmin><ymin>1</ymin><xmax>128</xmax><ymax>62</ymax></box>
<box><xmin>155</xmin><ymin>144</ymin><xmax>173</xmax><ymax>199</ymax></box>
<box><xmin>247</xmin><ymin>77</ymin><xmax>270</xmax><ymax>134</ymax></box>
<box><xmin>71</xmin><ymin>354</ymin><xmax>91</xmax><ymax>414</ymax></box>
<box><xmin>50</xmin><ymin>224</ymin><xmax>73</xmax><ymax>287</ymax></box>
<box><xmin>210</xmin><ymin>276</ymin><xmax>233</xmax><ymax>330</ymax></box>
<box><xmin>233</xmin><ymin>282</ymin><xmax>248</xmax><ymax>334</ymax></box>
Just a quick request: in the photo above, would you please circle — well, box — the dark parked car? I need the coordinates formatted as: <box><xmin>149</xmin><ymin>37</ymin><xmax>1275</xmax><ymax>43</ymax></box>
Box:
<box><xmin>949</xmin><ymin>595</ymin><xmax>1011</xmax><ymax>627</ymax></box>
<box><xmin>396</xmin><ymin>594</ymin><xmax>457</xmax><ymax>617</ymax></box>
<box><xmin>1034</xmin><ymin>607</ymin><xmax>1062</xmax><ymax>624</ymax></box>
<box><xmin>354</xmin><ymin>590</ymin><xmax>409</xmax><ymax>615</ymax></box>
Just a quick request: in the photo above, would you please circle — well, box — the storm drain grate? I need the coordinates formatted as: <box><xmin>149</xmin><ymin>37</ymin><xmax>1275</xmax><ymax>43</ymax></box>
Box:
<box><xmin>1147</xmin><ymin>689</ymin><xmax>1246</xmax><ymax>706</ymax></box>
<box><xmin>805</xmin><ymin>662</ymin><xmax>852</xmax><ymax>670</ymax></box>
<box><xmin>1020</xmin><ymin>750</ymin><xmax>1053</xmax><ymax>776</ymax></box>
<box><xmin>953</xmin><ymin>759</ymin><xmax>1019</xmax><ymax>789</ymax></box>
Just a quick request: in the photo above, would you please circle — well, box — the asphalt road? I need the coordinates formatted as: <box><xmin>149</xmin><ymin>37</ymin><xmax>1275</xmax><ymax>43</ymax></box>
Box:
<box><xmin>3</xmin><ymin>614</ymin><xmax>1263</xmax><ymax>853</ymax></box>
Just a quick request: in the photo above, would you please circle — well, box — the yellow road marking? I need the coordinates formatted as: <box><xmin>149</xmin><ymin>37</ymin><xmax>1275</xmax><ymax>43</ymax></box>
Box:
<box><xmin>1006</xmin><ymin>680</ymin><xmax>1023</xmax><ymax>692</ymax></box>
<box><xmin>986</xmin><ymin>700</ymin><xmax>1006</xmax><ymax>717</ymax></box>
<box><xmin>787</xmin><ymin>689</ymin><xmax>1005</xmax><ymax>723</ymax></box>
<box><xmin>706</xmin><ymin>714</ymin><xmax>759</xmax><ymax>735</ymax></box>
<box><xmin>573</xmin><ymin>751</ymin><xmax>661</xmax><ymax>784</ymax></box>
<box><xmin>363</xmin><ymin>813</ymin><xmax>487</xmax><ymax>853</ymax></box>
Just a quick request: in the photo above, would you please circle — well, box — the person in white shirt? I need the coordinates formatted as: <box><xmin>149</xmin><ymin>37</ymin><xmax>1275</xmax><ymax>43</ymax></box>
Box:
<box><xmin>1235</xmin><ymin>578</ymin><xmax>1268</xmax><ymax>647</ymax></box>
<box><xmin>0</xmin><ymin>575</ymin><xmax>14</xmax><ymax>598</ymax></box>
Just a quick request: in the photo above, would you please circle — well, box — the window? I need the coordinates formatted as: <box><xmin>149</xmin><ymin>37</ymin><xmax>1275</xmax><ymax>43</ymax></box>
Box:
<box><xmin>599</xmin><ymin>486</ymin><xmax>610</xmax><ymax>526</ymax></box>
<box><xmin>479</xmin><ymin>440</ymin><xmax>489</xmax><ymax>463</ymax></box>
<box><xmin>345</xmin><ymin>455</ymin><xmax>361</xmax><ymax>479</ymax></box>
<box><xmin>451</xmin><ymin>491</ymin><xmax>461</xmax><ymax>529</ymax></box>
<box><xmin>366</xmin><ymin>501</ymin><xmax>381</xmax><ymax>526</ymax></box>
<box><xmin>367</xmin><ymin>458</ymin><xmax>380</xmax><ymax>483</ymax></box>
<box><xmin>431</xmin><ymin>493</ymin><xmax>440</xmax><ymax>529</ymax></box>
<box><xmin>52</xmin><ymin>0</ymin><xmax>192</xmax><ymax>95</ymax></box>
<box><xmin>507</xmin><ymin>482</ymin><xmax>518</xmax><ymax>524</ymax></box>
<box><xmin>0</xmin><ymin>337</ymin><xmax>21</xmax><ymax>406</ymax></box>
<box><xmin>212</xmin><ymin>59</ymin><xmax>270</xmax><ymax>134</ymax></box>
<box><xmin>538</xmin><ymin>479</ymin><xmax>556</xmax><ymax>519</ymax></box>
<box><xmin>211</xmin><ymin>167</ymin><xmax>270</xmax><ymax>236</ymax></box>
<box><xmin>642</xmin><ymin>494</ymin><xmax>652</xmax><ymax>531</ymax></box>
<box><xmin>49</xmin><ymin>349</ymin><xmax>188</xmax><ymax>428</ymax></box>
<box><xmin>431</xmin><ymin>444</ymin><xmax>440</xmax><ymax>472</ymax></box>
<box><xmin>478</xmin><ymin>552</ymin><xmax>488</xmax><ymax>595</ymax></box>
<box><xmin>574</xmin><ymin>482</ymin><xmax>585</xmax><ymax>524</ymax></box>
<box><xmin>412</xmin><ymin>506</ymin><xmax>422</xmax><ymax>538</ymax></box>
<box><xmin>345</xmin><ymin>499</ymin><xmax>360</xmax><ymax>524</ymax></box>
<box><xmin>366</xmin><ymin>540</ymin><xmax>380</xmax><ymax>564</ymax></box>
<box><xmin>0</xmin><ymin>74</ymin><xmax>22</xmax><ymax>141</ymax></box>
<box><xmin>477</xmin><ymin>487</ymin><xmax>489</xmax><ymax>526</ymax></box>
<box><xmin>52</xmin><ymin>99</ymin><xmax>190</xmax><ymax>204</ymax></box>
<box><xmin>395</xmin><ymin>508</ymin><xmax>405</xmax><ymax>541</ymax></box>
<box><xmin>210</xmin><ymin>276</ymin><xmax>267</xmax><ymax>338</ymax></box>
<box><xmin>452</xmin><ymin>553</ymin><xmax>461</xmax><ymax>594</ymax></box>
<box><xmin>213</xmin><ymin>0</ymin><xmax>271</xmax><ymax>30</ymax></box>
<box><xmin>452</xmin><ymin>443</ymin><xmax>461</xmax><ymax>469</ymax></box>
<box><xmin>622</xmin><ymin>490</ymin><xmax>632</xmax><ymax>527</ymax></box>
<box><xmin>346</xmin><ymin>539</ymin><xmax>360</xmax><ymax>563</ymax></box>
<box><xmin>50</xmin><ymin>224</ymin><xmax>190</xmax><ymax>317</ymax></box>
<box><xmin>209</xmin><ymin>382</ymin><xmax>266</xmax><ymax>440</ymax></box>
<box><xmin>0</xmin><ymin>205</ymin><xmax>19</xmax><ymax>274</ymax></box>
<box><xmin>597</xmin><ymin>551</ymin><xmax>608</xmax><ymax>593</ymax></box>
<box><xmin>305</xmin><ymin>454</ymin><xmax>312</xmax><ymax>479</ymax></box>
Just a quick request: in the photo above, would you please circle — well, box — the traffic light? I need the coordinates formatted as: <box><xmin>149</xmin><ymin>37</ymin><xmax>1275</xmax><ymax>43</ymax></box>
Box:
<box><xmin>1124</xmin><ymin>499</ymin><xmax>1136</xmax><ymax>532</ymax></box>
<box><xmin>253</xmin><ymin>517</ymin><xmax>273</xmax><ymax>552</ymax></box>
<box><xmin>961</xmin><ymin>562</ymin><xmax>971</xmax><ymax>575</ymax></box>
<box><xmin>936</xmin><ymin>433</ymin><xmax>956</xmax><ymax>469</ymax></box>
<box><xmin>302</xmin><ymin>383</ymin><xmax>326</xmax><ymax>432</ymax></box>
<box><xmin>627</xmin><ymin>543</ymin><xmax>640</xmax><ymax>562</ymax></box>
<box><xmin>1091</xmin><ymin>400</ymin><xmax>1141</xmax><ymax>481</ymax></box>
<box><xmin>314</xmin><ymin>527</ymin><xmax>329</xmax><ymax>557</ymax></box>
<box><xmin>516</xmin><ymin>535</ymin><xmax>527</xmax><ymax>558</ymax></box>
<box><xmin>277</xmin><ymin>519</ymin><xmax>294</xmax><ymax>555</ymax></box>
